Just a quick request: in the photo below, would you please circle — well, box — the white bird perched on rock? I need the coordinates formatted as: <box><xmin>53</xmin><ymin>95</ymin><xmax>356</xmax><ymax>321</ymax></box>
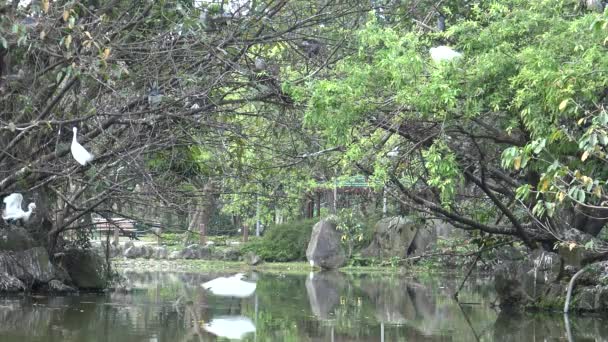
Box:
<box><xmin>201</xmin><ymin>273</ymin><xmax>256</xmax><ymax>298</ymax></box>
<box><xmin>203</xmin><ymin>316</ymin><xmax>256</xmax><ymax>340</ymax></box>
<box><xmin>430</xmin><ymin>46</ymin><xmax>462</xmax><ymax>63</ymax></box>
<box><xmin>71</xmin><ymin>127</ymin><xmax>94</xmax><ymax>166</ymax></box>
<box><xmin>2</xmin><ymin>193</ymin><xmax>36</xmax><ymax>224</ymax></box>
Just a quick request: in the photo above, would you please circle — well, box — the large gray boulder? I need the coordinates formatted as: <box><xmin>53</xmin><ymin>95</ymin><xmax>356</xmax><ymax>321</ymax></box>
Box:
<box><xmin>168</xmin><ymin>250</ymin><xmax>182</xmax><ymax>260</ymax></box>
<box><xmin>306</xmin><ymin>219</ymin><xmax>346</xmax><ymax>269</ymax></box>
<box><xmin>0</xmin><ymin>247</ymin><xmax>56</xmax><ymax>285</ymax></box>
<box><xmin>124</xmin><ymin>246</ymin><xmax>144</xmax><ymax>259</ymax></box>
<box><xmin>152</xmin><ymin>246</ymin><xmax>168</xmax><ymax>259</ymax></box>
<box><xmin>59</xmin><ymin>249</ymin><xmax>107</xmax><ymax>290</ymax></box>
<box><xmin>409</xmin><ymin>225</ymin><xmax>437</xmax><ymax>257</ymax></box>
<box><xmin>494</xmin><ymin>249</ymin><xmax>562</xmax><ymax>307</ymax></box>
<box><xmin>244</xmin><ymin>252</ymin><xmax>262</xmax><ymax>266</ymax></box>
<box><xmin>361</xmin><ymin>217</ymin><xmax>418</xmax><ymax>258</ymax></box>
<box><xmin>0</xmin><ymin>273</ymin><xmax>25</xmax><ymax>292</ymax></box>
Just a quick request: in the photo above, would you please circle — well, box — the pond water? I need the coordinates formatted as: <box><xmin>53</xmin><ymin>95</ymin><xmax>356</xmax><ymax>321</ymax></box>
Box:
<box><xmin>0</xmin><ymin>269</ymin><xmax>606</xmax><ymax>341</ymax></box>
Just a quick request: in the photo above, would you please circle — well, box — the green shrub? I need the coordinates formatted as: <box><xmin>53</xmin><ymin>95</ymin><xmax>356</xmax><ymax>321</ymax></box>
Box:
<box><xmin>242</xmin><ymin>219</ymin><xmax>316</xmax><ymax>262</ymax></box>
<box><xmin>160</xmin><ymin>232</ymin><xmax>184</xmax><ymax>246</ymax></box>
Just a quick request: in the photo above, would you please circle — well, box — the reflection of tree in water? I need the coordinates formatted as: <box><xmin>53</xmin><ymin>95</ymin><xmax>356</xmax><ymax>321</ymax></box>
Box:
<box><xmin>3</xmin><ymin>272</ymin><xmax>606</xmax><ymax>341</ymax></box>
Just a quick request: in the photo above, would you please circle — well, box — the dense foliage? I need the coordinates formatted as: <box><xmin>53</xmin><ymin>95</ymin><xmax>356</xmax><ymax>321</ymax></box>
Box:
<box><xmin>3</xmin><ymin>0</ymin><xmax>608</xmax><ymax>263</ymax></box>
<box><xmin>242</xmin><ymin>219</ymin><xmax>315</xmax><ymax>261</ymax></box>
<box><xmin>303</xmin><ymin>0</ymin><xmax>608</xmax><ymax>254</ymax></box>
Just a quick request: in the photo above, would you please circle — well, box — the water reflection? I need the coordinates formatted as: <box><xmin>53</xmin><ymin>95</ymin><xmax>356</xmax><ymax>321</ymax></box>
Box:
<box><xmin>203</xmin><ymin>315</ymin><xmax>255</xmax><ymax>339</ymax></box>
<box><xmin>0</xmin><ymin>270</ymin><xmax>606</xmax><ymax>341</ymax></box>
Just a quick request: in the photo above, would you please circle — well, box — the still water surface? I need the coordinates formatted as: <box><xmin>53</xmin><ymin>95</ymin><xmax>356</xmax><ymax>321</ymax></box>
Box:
<box><xmin>0</xmin><ymin>269</ymin><xmax>606</xmax><ymax>341</ymax></box>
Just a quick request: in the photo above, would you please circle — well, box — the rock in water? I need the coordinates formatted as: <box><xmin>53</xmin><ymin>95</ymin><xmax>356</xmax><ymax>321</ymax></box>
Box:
<box><xmin>0</xmin><ymin>247</ymin><xmax>56</xmax><ymax>285</ymax></box>
<box><xmin>494</xmin><ymin>248</ymin><xmax>562</xmax><ymax>307</ymax></box>
<box><xmin>306</xmin><ymin>219</ymin><xmax>345</xmax><ymax>270</ymax></box>
<box><xmin>361</xmin><ymin>217</ymin><xmax>418</xmax><ymax>258</ymax></box>
<box><xmin>59</xmin><ymin>249</ymin><xmax>107</xmax><ymax>290</ymax></box>
<box><xmin>48</xmin><ymin>279</ymin><xmax>76</xmax><ymax>293</ymax></box>
<box><xmin>244</xmin><ymin>252</ymin><xmax>262</xmax><ymax>266</ymax></box>
<box><xmin>0</xmin><ymin>272</ymin><xmax>25</xmax><ymax>292</ymax></box>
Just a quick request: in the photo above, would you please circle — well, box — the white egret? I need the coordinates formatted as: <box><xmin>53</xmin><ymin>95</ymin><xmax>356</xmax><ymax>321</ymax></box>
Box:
<box><xmin>387</xmin><ymin>147</ymin><xmax>399</xmax><ymax>158</ymax></box>
<box><xmin>203</xmin><ymin>316</ymin><xmax>255</xmax><ymax>340</ymax></box>
<box><xmin>430</xmin><ymin>46</ymin><xmax>462</xmax><ymax>63</ymax></box>
<box><xmin>2</xmin><ymin>193</ymin><xmax>36</xmax><ymax>224</ymax></box>
<box><xmin>70</xmin><ymin>127</ymin><xmax>94</xmax><ymax>166</ymax></box>
<box><xmin>201</xmin><ymin>273</ymin><xmax>256</xmax><ymax>298</ymax></box>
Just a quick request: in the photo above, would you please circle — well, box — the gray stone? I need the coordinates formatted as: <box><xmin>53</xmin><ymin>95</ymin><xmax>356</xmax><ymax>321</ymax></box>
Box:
<box><xmin>306</xmin><ymin>219</ymin><xmax>346</xmax><ymax>270</ymax></box>
<box><xmin>123</xmin><ymin>240</ymin><xmax>135</xmax><ymax>251</ymax></box>
<box><xmin>0</xmin><ymin>272</ymin><xmax>25</xmax><ymax>292</ymax></box>
<box><xmin>124</xmin><ymin>246</ymin><xmax>144</xmax><ymax>259</ymax></box>
<box><xmin>198</xmin><ymin>246</ymin><xmax>212</xmax><ymax>259</ymax></box>
<box><xmin>153</xmin><ymin>247</ymin><xmax>168</xmax><ymax>259</ymax></box>
<box><xmin>182</xmin><ymin>245</ymin><xmax>199</xmax><ymax>259</ymax></box>
<box><xmin>409</xmin><ymin>226</ymin><xmax>436</xmax><ymax>256</ymax></box>
<box><xmin>142</xmin><ymin>246</ymin><xmax>154</xmax><ymax>259</ymax></box>
<box><xmin>168</xmin><ymin>251</ymin><xmax>182</xmax><ymax>259</ymax></box>
<box><xmin>494</xmin><ymin>249</ymin><xmax>562</xmax><ymax>307</ymax></box>
<box><xmin>59</xmin><ymin>249</ymin><xmax>106</xmax><ymax>290</ymax></box>
<box><xmin>244</xmin><ymin>252</ymin><xmax>262</xmax><ymax>266</ymax></box>
<box><xmin>48</xmin><ymin>280</ymin><xmax>76</xmax><ymax>293</ymax></box>
<box><xmin>361</xmin><ymin>217</ymin><xmax>418</xmax><ymax>259</ymax></box>
<box><xmin>220</xmin><ymin>248</ymin><xmax>241</xmax><ymax>261</ymax></box>
<box><xmin>0</xmin><ymin>247</ymin><xmax>56</xmax><ymax>285</ymax></box>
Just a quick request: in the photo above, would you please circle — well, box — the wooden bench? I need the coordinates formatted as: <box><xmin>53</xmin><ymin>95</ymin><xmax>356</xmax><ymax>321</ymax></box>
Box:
<box><xmin>93</xmin><ymin>218</ymin><xmax>139</xmax><ymax>240</ymax></box>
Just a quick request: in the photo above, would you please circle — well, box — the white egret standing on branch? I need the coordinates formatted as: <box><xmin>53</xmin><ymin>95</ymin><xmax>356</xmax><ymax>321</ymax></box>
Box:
<box><xmin>2</xmin><ymin>193</ymin><xmax>36</xmax><ymax>224</ymax></box>
<box><xmin>70</xmin><ymin>127</ymin><xmax>94</xmax><ymax>166</ymax></box>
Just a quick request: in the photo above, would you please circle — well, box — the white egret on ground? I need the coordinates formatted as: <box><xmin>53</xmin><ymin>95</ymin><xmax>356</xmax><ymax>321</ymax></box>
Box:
<box><xmin>430</xmin><ymin>46</ymin><xmax>462</xmax><ymax>63</ymax></box>
<box><xmin>201</xmin><ymin>273</ymin><xmax>256</xmax><ymax>298</ymax></box>
<box><xmin>70</xmin><ymin>127</ymin><xmax>94</xmax><ymax>166</ymax></box>
<box><xmin>2</xmin><ymin>193</ymin><xmax>35</xmax><ymax>224</ymax></box>
<box><xmin>203</xmin><ymin>316</ymin><xmax>255</xmax><ymax>340</ymax></box>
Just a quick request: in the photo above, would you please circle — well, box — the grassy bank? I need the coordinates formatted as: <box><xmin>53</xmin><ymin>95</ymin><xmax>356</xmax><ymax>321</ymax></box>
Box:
<box><xmin>113</xmin><ymin>258</ymin><xmax>412</xmax><ymax>275</ymax></box>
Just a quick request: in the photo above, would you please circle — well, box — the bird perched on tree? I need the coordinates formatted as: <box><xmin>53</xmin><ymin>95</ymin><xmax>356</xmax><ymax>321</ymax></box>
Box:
<box><xmin>437</xmin><ymin>13</ymin><xmax>446</xmax><ymax>32</ymax></box>
<box><xmin>2</xmin><ymin>193</ymin><xmax>35</xmax><ymax>225</ymax></box>
<box><xmin>70</xmin><ymin>127</ymin><xmax>94</xmax><ymax>166</ymax></box>
<box><xmin>430</xmin><ymin>46</ymin><xmax>462</xmax><ymax>63</ymax></box>
<box><xmin>254</xmin><ymin>57</ymin><xmax>267</xmax><ymax>72</ymax></box>
<box><xmin>148</xmin><ymin>83</ymin><xmax>162</xmax><ymax>107</ymax></box>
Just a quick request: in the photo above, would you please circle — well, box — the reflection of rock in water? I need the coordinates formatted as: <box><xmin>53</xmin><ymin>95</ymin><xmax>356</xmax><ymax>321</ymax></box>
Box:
<box><xmin>494</xmin><ymin>310</ymin><xmax>608</xmax><ymax>342</ymax></box>
<box><xmin>359</xmin><ymin>276</ymin><xmax>436</xmax><ymax>324</ymax></box>
<box><xmin>305</xmin><ymin>271</ymin><xmax>346</xmax><ymax>319</ymax></box>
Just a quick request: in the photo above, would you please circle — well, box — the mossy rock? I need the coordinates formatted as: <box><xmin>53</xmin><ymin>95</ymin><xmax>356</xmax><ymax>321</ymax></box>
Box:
<box><xmin>0</xmin><ymin>226</ymin><xmax>35</xmax><ymax>251</ymax></box>
<box><xmin>59</xmin><ymin>249</ymin><xmax>107</xmax><ymax>290</ymax></box>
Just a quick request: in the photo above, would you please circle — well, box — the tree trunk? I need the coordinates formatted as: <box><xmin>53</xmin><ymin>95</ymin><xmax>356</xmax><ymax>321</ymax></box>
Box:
<box><xmin>198</xmin><ymin>180</ymin><xmax>219</xmax><ymax>244</ymax></box>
